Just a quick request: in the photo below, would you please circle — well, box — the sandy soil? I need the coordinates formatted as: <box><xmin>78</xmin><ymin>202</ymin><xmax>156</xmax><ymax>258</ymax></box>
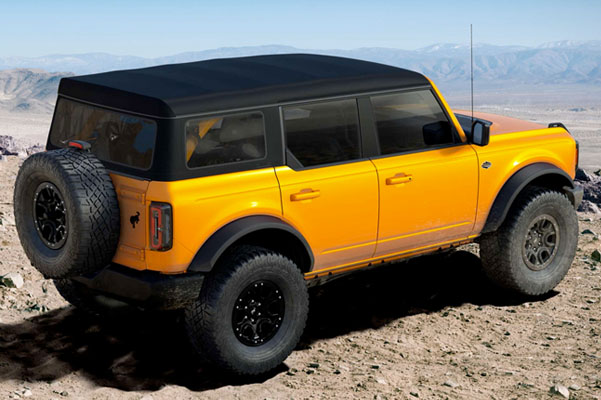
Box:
<box><xmin>1</xmin><ymin>153</ymin><xmax>601</xmax><ymax>399</ymax></box>
<box><xmin>0</xmin><ymin>111</ymin><xmax>51</xmax><ymax>148</ymax></box>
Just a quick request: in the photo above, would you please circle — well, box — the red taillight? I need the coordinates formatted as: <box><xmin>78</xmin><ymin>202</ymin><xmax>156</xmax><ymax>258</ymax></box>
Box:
<box><xmin>149</xmin><ymin>202</ymin><xmax>172</xmax><ymax>251</ymax></box>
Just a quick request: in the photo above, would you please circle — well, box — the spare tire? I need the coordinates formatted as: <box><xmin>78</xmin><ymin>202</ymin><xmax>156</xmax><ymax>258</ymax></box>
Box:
<box><xmin>14</xmin><ymin>148</ymin><xmax>120</xmax><ymax>279</ymax></box>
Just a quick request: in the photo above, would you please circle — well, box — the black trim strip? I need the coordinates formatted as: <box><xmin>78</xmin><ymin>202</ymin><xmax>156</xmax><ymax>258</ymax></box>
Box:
<box><xmin>188</xmin><ymin>215</ymin><xmax>314</xmax><ymax>272</ymax></box>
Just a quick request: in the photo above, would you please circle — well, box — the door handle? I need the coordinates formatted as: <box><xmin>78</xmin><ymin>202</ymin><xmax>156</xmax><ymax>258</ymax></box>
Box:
<box><xmin>386</xmin><ymin>174</ymin><xmax>413</xmax><ymax>185</ymax></box>
<box><xmin>290</xmin><ymin>189</ymin><xmax>321</xmax><ymax>201</ymax></box>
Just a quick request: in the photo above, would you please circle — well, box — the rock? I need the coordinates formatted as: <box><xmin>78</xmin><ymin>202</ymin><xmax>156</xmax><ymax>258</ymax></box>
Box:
<box><xmin>576</xmin><ymin>168</ymin><xmax>592</xmax><ymax>182</ymax></box>
<box><xmin>568</xmin><ymin>384</ymin><xmax>580</xmax><ymax>391</ymax></box>
<box><xmin>0</xmin><ymin>272</ymin><xmax>24</xmax><ymax>289</ymax></box>
<box><xmin>0</xmin><ymin>136</ymin><xmax>44</xmax><ymax>157</ymax></box>
<box><xmin>26</xmin><ymin>144</ymin><xmax>45</xmax><ymax>155</ymax></box>
<box><xmin>582</xmin><ymin>229</ymin><xmax>597</xmax><ymax>235</ymax></box>
<box><xmin>308</xmin><ymin>362</ymin><xmax>320</xmax><ymax>368</ymax></box>
<box><xmin>595</xmin><ymin>169</ymin><xmax>601</xmax><ymax>177</ymax></box>
<box><xmin>578</xmin><ymin>200</ymin><xmax>600</xmax><ymax>214</ymax></box>
<box><xmin>410</xmin><ymin>391</ymin><xmax>419</xmax><ymax>398</ymax></box>
<box><xmin>443</xmin><ymin>380</ymin><xmax>459</xmax><ymax>388</ymax></box>
<box><xmin>549</xmin><ymin>384</ymin><xmax>570</xmax><ymax>398</ymax></box>
<box><xmin>376</xmin><ymin>378</ymin><xmax>387</xmax><ymax>385</ymax></box>
<box><xmin>0</xmin><ymin>135</ymin><xmax>18</xmax><ymax>154</ymax></box>
<box><xmin>23</xmin><ymin>390</ymin><xmax>32</xmax><ymax>398</ymax></box>
<box><xmin>592</xmin><ymin>250</ymin><xmax>601</xmax><ymax>262</ymax></box>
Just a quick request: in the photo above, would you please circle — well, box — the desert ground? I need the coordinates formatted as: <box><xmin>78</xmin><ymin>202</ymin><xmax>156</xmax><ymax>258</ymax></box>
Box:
<box><xmin>1</xmin><ymin>98</ymin><xmax>600</xmax><ymax>399</ymax></box>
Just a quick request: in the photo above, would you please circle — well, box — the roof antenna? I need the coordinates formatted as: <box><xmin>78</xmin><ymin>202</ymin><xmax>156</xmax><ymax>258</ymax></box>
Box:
<box><xmin>470</xmin><ymin>23</ymin><xmax>474</xmax><ymax>125</ymax></box>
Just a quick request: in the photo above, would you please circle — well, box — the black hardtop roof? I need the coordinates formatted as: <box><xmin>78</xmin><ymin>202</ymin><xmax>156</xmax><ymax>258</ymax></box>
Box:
<box><xmin>58</xmin><ymin>53</ymin><xmax>429</xmax><ymax>118</ymax></box>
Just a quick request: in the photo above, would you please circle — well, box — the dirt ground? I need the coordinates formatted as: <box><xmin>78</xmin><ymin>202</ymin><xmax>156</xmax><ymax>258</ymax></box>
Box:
<box><xmin>1</xmin><ymin>154</ymin><xmax>601</xmax><ymax>400</ymax></box>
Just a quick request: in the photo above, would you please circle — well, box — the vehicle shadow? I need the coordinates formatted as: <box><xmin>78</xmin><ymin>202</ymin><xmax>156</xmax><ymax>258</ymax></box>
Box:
<box><xmin>0</xmin><ymin>251</ymin><xmax>555</xmax><ymax>392</ymax></box>
<box><xmin>302</xmin><ymin>250</ymin><xmax>556</xmax><ymax>342</ymax></box>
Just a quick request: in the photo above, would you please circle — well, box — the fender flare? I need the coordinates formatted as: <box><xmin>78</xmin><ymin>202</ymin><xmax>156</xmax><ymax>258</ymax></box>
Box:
<box><xmin>482</xmin><ymin>162</ymin><xmax>575</xmax><ymax>233</ymax></box>
<box><xmin>187</xmin><ymin>215</ymin><xmax>314</xmax><ymax>272</ymax></box>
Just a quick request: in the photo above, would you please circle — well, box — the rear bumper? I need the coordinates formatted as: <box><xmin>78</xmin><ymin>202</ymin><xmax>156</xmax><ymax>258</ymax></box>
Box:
<box><xmin>72</xmin><ymin>263</ymin><xmax>204</xmax><ymax>310</ymax></box>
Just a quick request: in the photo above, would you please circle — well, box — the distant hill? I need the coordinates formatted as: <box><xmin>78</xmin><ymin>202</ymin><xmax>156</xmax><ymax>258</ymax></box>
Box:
<box><xmin>0</xmin><ymin>69</ymin><xmax>71</xmax><ymax>113</ymax></box>
<box><xmin>1</xmin><ymin>41</ymin><xmax>600</xmax><ymax>85</ymax></box>
<box><xmin>1</xmin><ymin>41</ymin><xmax>601</xmax><ymax>113</ymax></box>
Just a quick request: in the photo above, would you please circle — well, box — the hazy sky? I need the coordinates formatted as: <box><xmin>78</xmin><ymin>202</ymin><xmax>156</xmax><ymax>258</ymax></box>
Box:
<box><xmin>2</xmin><ymin>0</ymin><xmax>600</xmax><ymax>57</ymax></box>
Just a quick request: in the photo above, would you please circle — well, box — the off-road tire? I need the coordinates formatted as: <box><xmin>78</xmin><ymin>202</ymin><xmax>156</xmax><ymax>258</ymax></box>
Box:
<box><xmin>184</xmin><ymin>246</ymin><xmax>309</xmax><ymax>375</ymax></box>
<box><xmin>14</xmin><ymin>148</ymin><xmax>120</xmax><ymax>279</ymax></box>
<box><xmin>480</xmin><ymin>188</ymin><xmax>578</xmax><ymax>296</ymax></box>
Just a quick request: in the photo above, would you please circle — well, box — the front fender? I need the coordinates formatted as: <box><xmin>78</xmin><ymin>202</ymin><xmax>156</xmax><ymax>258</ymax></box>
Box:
<box><xmin>482</xmin><ymin>162</ymin><xmax>575</xmax><ymax>233</ymax></box>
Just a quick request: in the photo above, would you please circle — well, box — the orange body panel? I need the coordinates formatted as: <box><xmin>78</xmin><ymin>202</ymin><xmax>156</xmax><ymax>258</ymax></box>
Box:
<box><xmin>110</xmin><ymin>174</ymin><xmax>150</xmax><ymax>270</ymax></box>
<box><xmin>456</xmin><ymin>110</ymin><xmax>546</xmax><ymax>135</ymax></box>
<box><xmin>275</xmin><ymin>162</ymin><xmax>379</xmax><ymax>270</ymax></box>
<box><xmin>370</xmin><ymin>145</ymin><xmax>478</xmax><ymax>257</ymax></box>
<box><xmin>111</xmin><ymin>167</ymin><xmax>282</xmax><ymax>274</ymax></box>
<box><xmin>470</xmin><ymin>127</ymin><xmax>576</xmax><ymax>233</ymax></box>
<box><xmin>110</xmin><ymin>80</ymin><xmax>578</xmax><ymax>280</ymax></box>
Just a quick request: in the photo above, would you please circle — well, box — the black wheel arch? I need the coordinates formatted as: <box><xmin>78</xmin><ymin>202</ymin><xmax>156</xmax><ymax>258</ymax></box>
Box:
<box><xmin>482</xmin><ymin>162</ymin><xmax>576</xmax><ymax>234</ymax></box>
<box><xmin>187</xmin><ymin>215</ymin><xmax>314</xmax><ymax>273</ymax></box>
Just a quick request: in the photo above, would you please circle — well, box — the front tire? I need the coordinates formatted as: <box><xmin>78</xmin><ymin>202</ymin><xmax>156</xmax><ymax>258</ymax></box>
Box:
<box><xmin>480</xmin><ymin>188</ymin><xmax>578</xmax><ymax>296</ymax></box>
<box><xmin>184</xmin><ymin>246</ymin><xmax>309</xmax><ymax>375</ymax></box>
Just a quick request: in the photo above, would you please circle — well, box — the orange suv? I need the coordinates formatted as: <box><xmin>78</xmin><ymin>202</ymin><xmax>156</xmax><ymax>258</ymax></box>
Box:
<box><xmin>13</xmin><ymin>54</ymin><xmax>582</xmax><ymax>375</ymax></box>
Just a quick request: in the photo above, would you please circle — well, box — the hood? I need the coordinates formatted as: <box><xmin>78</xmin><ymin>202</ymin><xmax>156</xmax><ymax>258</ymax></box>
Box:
<box><xmin>455</xmin><ymin>110</ymin><xmax>546</xmax><ymax>135</ymax></box>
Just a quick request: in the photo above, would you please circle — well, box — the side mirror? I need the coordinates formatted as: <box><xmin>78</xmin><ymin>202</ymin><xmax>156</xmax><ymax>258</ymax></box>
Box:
<box><xmin>471</xmin><ymin>120</ymin><xmax>491</xmax><ymax>146</ymax></box>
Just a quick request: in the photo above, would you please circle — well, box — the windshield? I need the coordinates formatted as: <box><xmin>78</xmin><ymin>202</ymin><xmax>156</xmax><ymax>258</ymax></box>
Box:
<box><xmin>49</xmin><ymin>98</ymin><xmax>157</xmax><ymax>170</ymax></box>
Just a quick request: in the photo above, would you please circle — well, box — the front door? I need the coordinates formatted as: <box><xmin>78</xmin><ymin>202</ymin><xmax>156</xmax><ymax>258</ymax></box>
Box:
<box><xmin>276</xmin><ymin>99</ymin><xmax>379</xmax><ymax>271</ymax></box>
<box><xmin>368</xmin><ymin>90</ymin><xmax>479</xmax><ymax>257</ymax></box>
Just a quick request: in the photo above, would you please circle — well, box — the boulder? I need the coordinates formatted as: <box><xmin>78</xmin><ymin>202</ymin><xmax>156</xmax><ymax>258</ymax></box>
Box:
<box><xmin>578</xmin><ymin>200</ymin><xmax>600</xmax><ymax>214</ymax></box>
<box><xmin>0</xmin><ymin>272</ymin><xmax>24</xmax><ymax>289</ymax></box>
<box><xmin>575</xmin><ymin>168</ymin><xmax>592</xmax><ymax>182</ymax></box>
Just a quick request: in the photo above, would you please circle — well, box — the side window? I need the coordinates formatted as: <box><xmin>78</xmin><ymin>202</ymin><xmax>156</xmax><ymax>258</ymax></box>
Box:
<box><xmin>185</xmin><ymin>112</ymin><xmax>266</xmax><ymax>168</ymax></box>
<box><xmin>283</xmin><ymin>99</ymin><xmax>361</xmax><ymax>168</ymax></box>
<box><xmin>371</xmin><ymin>90</ymin><xmax>454</xmax><ymax>155</ymax></box>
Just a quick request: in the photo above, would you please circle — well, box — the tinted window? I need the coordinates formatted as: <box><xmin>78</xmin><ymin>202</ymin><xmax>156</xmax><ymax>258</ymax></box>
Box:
<box><xmin>50</xmin><ymin>98</ymin><xmax>156</xmax><ymax>169</ymax></box>
<box><xmin>186</xmin><ymin>112</ymin><xmax>266</xmax><ymax>168</ymax></box>
<box><xmin>371</xmin><ymin>90</ymin><xmax>454</xmax><ymax>155</ymax></box>
<box><xmin>283</xmin><ymin>99</ymin><xmax>361</xmax><ymax>167</ymax></box>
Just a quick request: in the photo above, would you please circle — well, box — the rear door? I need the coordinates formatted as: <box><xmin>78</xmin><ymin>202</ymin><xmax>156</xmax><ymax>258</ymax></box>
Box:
<box><xmin>368</xmin><ymin>90</ymin><xmax>479</xmax><ymax>257</ymax></box>
<box><xmin>275</xmin><ymin>99</ymin><xmax>379</xmax><ymax>271</ymax></box>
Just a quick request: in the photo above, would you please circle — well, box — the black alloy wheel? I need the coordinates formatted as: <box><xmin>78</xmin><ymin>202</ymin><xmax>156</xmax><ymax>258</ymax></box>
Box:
<box><xmin>522</xmin><ymin>214</ymin><xmax>560</xmax><ymax>271</ymax></box>
<box><xmin>232</xmin><ymin>279</ymin><xmax>285</xmax><ymax>346</ymax></box>
<box><xmin>33</xmin><ymin>182</ymin><xmax>68</xmax><ymax>249</ymax></box>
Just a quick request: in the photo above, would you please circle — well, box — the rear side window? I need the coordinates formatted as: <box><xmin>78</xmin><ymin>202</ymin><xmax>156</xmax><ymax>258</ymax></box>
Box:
<box><xmin>283</xmin><ymin>99</ymin><xmax>361</xmax><ymax>168</ymax></box>
<box><xmin>371</xmin><ymin>90</ymin><xmax>454</xmax><ymax>155</ymax></box>
<box><xmin>185</xmin><ymin>112</ymin><xmax>266</xmax><ymax>168</ymax></box>
<box><xmin>50</xmin><ymin>98</ymin><xmax>156</xmax><ymax>169</ymax></box>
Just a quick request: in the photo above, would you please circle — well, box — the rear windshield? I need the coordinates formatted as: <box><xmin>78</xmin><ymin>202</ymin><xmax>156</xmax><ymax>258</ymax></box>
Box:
<box><xmin>49</xmin><ymin>98</ymin><xmax>157</xmax><ymax>170</ymax></box>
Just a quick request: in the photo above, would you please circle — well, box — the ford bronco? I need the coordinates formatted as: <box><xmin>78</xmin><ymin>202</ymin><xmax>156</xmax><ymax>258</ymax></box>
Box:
<box><xmin>13</xmin><ymin>54</ymin><xmax>582</xmax><ymax>375</ymax></box>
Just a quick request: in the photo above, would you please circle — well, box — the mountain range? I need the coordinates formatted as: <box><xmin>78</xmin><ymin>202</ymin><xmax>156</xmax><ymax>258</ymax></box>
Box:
<box><xmin>1</xmin><ymin>41</ymin><xmax>600</xmax><ymax>113</ymax></box>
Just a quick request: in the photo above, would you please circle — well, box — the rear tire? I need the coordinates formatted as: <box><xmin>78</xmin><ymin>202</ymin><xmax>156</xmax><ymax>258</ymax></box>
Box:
<box><xmin>480</xmin><ymin>188</ymin><xmax>578</xmax><ymax>296</ymax></box>
<box><xmin>184</xmin><ymin>246</ymin><xmax>309</xmax><ymax>375</ymax></box>
<box><xmin>14</xmin><ymin>148</ymin><xmax>120</xmax><ymax>279</ymax></box>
